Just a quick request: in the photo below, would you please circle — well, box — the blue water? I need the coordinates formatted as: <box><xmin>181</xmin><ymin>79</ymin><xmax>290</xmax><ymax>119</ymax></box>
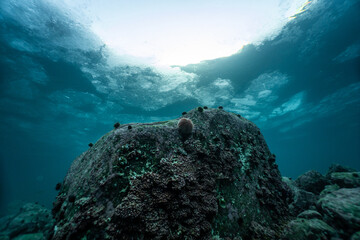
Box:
<box><xmin>0</xmin><ymin>0</ymin><xmax>359</xmax><ymax>215</ymax></box>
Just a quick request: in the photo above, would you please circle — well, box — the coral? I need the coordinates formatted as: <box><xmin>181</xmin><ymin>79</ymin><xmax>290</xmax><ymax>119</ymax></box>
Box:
<box><xmin>51</xmin><ymin>108</ymin><xmax>291</xmax><ymax>240</ymax></box>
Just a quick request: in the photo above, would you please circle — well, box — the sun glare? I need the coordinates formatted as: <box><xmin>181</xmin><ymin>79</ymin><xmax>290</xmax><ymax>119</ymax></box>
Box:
<box><xmin>156</xmin><ymin>40</ymin><xmax>248</xmax><ymax>66</ymax></box>
<box><xmin>289</xmin><ymin>1</ymin><xmax>312</xmax><ymax>19</ymax></box>
<box><xmin>66</xmin><ymin>0</ymin><xmax>312</xmax><ymax>66</ymax></box>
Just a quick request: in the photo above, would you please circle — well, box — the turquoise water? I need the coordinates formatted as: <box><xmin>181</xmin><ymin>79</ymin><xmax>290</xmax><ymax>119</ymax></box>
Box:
<box><xmin>0</xmin><ymin>0</ymin><xmax>359</xmax><ymax>215</ymax></box>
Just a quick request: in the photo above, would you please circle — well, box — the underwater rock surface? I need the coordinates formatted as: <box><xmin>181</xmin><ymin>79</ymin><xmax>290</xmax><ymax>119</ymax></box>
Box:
<box><xmin>0</xmin><ymin>202</ymin><xmax>54</xmax><ymax>240</ymax></box>
<box><xmin>47</xmin><ymin>107</ymin><xmax>360</xmax><ymax>239</ymax></box>
<box><xmin>282</xmin><ymin>167</ymin><xmax>360</xmax><ymax>239</ymax></box>
<box><xmin>51</xmin><ymin>108</ymin><xmax>291</xmax><ymax>239</ymax></box>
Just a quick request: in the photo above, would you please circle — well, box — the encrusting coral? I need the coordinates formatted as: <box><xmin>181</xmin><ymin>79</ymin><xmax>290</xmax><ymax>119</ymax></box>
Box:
<box><xmin>51</xmin><ymin>108</ymin><xmax>291</xmax><ymax>239</ymax></box>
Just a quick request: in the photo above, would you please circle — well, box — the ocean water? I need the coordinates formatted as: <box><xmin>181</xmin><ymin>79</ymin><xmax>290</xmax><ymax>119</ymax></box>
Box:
<box><xmin>0</xmin><ymin>0</ymin><xmax>359</xmax><ymax>217</ymax></box>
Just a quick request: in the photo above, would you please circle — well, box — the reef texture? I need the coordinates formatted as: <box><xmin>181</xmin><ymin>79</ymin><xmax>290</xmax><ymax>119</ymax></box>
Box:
<box><xmin>51</xmin><ymin>108</ymin><xmax>292</xmax><ymax>239</ymax></box>
<box><xmin>282</xmin><ymin>166</ymin><xmax>360</xmax><ymax>239</ymax></box>
<box><xmin>0</xmin><ymin>203</ymin><xmax>54</xmax><ymax>240</ymax></box>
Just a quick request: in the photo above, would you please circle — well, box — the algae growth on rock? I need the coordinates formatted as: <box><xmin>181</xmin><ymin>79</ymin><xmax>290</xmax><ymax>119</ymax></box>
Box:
<box><xmin>51</xmin><ymin>108</ymin><xmax>292</xmax><ymax>239</ymax></box>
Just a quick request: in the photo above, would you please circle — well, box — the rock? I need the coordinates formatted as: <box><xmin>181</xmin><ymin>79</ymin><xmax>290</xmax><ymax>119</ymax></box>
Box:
<box><xmin>351</xmin><ymin>231</ymin><xmax>360</xmax><ymax>240</ymax></box>
<box><xmin>326</xmin><ymin>164</ymin><xmax>357</xmax><ymax>177</ymax></box>
<box><xmin>297</xmin><ymin>210</ymin><xmax>323</xmax><ymax>220</ymax></box>
<box><xmin>295</xmin><ymin>170</ymin><xmax>329</xmax><ymax>194</ymax></box>
<box><xmin>52</xmin><ymin>108</ymin><xmax>292</xmax><ymax>240</ymax></box>
<box><xmin>283</xmin><ymin>177</ymin><xmax>317</xmax><ymax>216</ymax></box>
<box><xmin>319</xmin><ymin>184</ymin><xmax>340</xmax><ymax>198</ymax></box>
<box><xmin>12</xmin><ymin>233</ymin><xmax>44</xmax><ymax>240</ymax></box>
<box><xmin>281</xmin><ymin>218</ymin><xmax>336</xmax><ymax>240</ymax></box>
<box><xmin>0</xmin><ymin>203</ymin><xmax>54</xmax><ymax>240</ymax></box>
<box><xmin>318</xmin><ymin>188</ymin><xmax>360</xmax><ymax>238</ymax></box>
<box><xmin>329</xmin><ymin>172</ymin><xmax>360</xmax><ymax>188</ymax></box>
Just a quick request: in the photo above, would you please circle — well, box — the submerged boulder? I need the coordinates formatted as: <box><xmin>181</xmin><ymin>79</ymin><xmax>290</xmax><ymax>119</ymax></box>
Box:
<box><xmin>326</xmin><ymin>163</ymin><xmax>357</xmax><ymax>177</ymax></box>
<box><xmin>282</xmin><ymin>177</ymin><xmax>317</xmax><ymax>216</ymax></box>
<box><xmin>281</xmin><ymin>218</ymin><xmax>336</xmax><ymax>240</ymax></box>
<box><xmin>295</xmin><ymin>170</ymin><xmax>328</xmax><ymax>195</ymax></box>
<box><xmin>0</xmin><ymin>203</ymin><xmax>54</xmax><ymax>240</ymax></box>
<box><xmin>328</xmin><ymin>172</ymin><xmax>360</xmax><ymax>188</ymax></box>
<box><xmin>317</xmin><ymin>187</ymin><xmax>360</xmax><ymax>237</ymax></box>
<box><xmin>51</xmin><ymin>108</ymin><xmax>292</xmax><ymax>239</ymax></box>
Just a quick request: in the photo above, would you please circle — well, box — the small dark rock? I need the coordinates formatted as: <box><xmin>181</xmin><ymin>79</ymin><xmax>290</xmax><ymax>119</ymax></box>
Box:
<box><xmin>218</xmin><ymin>106</ymin><xmax>223</xmax><ymax>109</ymax></box>
<box><xmin>88</xmin><ymin>143</ymin><xmax>93</xmax><ymax>147</ymax></box>
<box><xmin>128</xmin><ymin>125</ymin><xmax>132</xmax><ymax>130</ymax></box>
<box><xmin>197</xmin><ymin>106</ymin><xmax>203</xmax><ymax>112</ymax></box>
<box><xmin>182</xmin><ymin>111</ymin><xmax>187</xmax><ymax>115</ymax></box>
<box><xmin>203</xmin><ymin>106</ymin><xmax>208</xmax><ymax>109</ymax></box>
<box><xmin>114</xmin><ymin>122</ymin><xmax>120</xmax><ymax>129</ymax></box>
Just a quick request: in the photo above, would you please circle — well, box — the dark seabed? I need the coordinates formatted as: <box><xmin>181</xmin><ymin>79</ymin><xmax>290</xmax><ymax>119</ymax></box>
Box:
<box><xmin>0</xmin><ymin>0</ymin><xmax>359</xmax><ymax>239</ymax></box>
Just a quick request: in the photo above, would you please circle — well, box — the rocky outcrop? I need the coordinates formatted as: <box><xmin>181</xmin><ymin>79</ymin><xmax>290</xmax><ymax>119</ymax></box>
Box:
<box><xmin>295</xmin><ymin>170</ymin><xmax>329</xmax><ymax>195</ymax></box>
<box><xmin>51</xmin><ymin>108</ymin><xmax>292</xmax><ymax>239</ymax></box>
<box><xmin>318</xmin><ymin>188</ymin><xmax>360</xmax><ymax>235</ymax></box>
<box><xmin>0</xmin><ymin>203</ymin><xmax>54</xmax><ymax>240</ymax></box>
<box><xmin>1</xmin><ymin>108</ymin><xmax>355</xmax><ymax>239</ymax></box>
<box><xmin>282</xmin><ymin>177</ymin><xmax>317</xmax><ymax>216</ymax></box>
<box><xmin>328</xmin><ymin>172</ymin><xmax>360</xmax><ymax>188</ymax></box>
<box><xmin>326</xmin><ymin>163</ymin><xmax>357</xmax><ymax>177</ymax></box>
<box><xmin>282</xmin><ymin>165</ymin><xmax>360</xmax><ymax>239</ymax></box>
<box><xmin>281</xmin><ymin>218</ymin><xmax>336</xmax><ymax>240</ymax></box>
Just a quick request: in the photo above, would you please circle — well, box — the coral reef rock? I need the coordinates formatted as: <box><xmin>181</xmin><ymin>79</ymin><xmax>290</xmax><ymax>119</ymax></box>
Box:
<box><xmin>51</xmin><ymin>108</ymin><xmax>292</xmax><ymax>240</ymax></box>
<box><xmin>50</xmin><ymin>107</ymin><xmax>360</xmax><ymax>239</ymax></box>
<box><xmin>281</xmin><ymin>165</ymin><xmax>360</xmax><ymax>239</ymax></box>
<box><xmin>326</xmin><ymin>163</ymin><xmax>356</xmax><ymax>177</ymax></box>
<box><xmin>328</xmin><ymin>172</ymin><xmax>360</xmax><ymax>188</ymax></box>
<box><xmin>318</xmin><ymin>188</ymin><xmax>360</xmax><ymax>235</ymax></box>
<box><xmin>282</xmin><ymin>177</ymin><xmax>317</xmax><ymax>216</ymax></box>
<box><xmin>0</xmin><ymin>202</ymin><xmax>54</xmax><ymax>240</ymax></box>
<box><xmin>295</xmin><ymin>170</ymin><xmax>329</xmax><ymax>195</ymax></box>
